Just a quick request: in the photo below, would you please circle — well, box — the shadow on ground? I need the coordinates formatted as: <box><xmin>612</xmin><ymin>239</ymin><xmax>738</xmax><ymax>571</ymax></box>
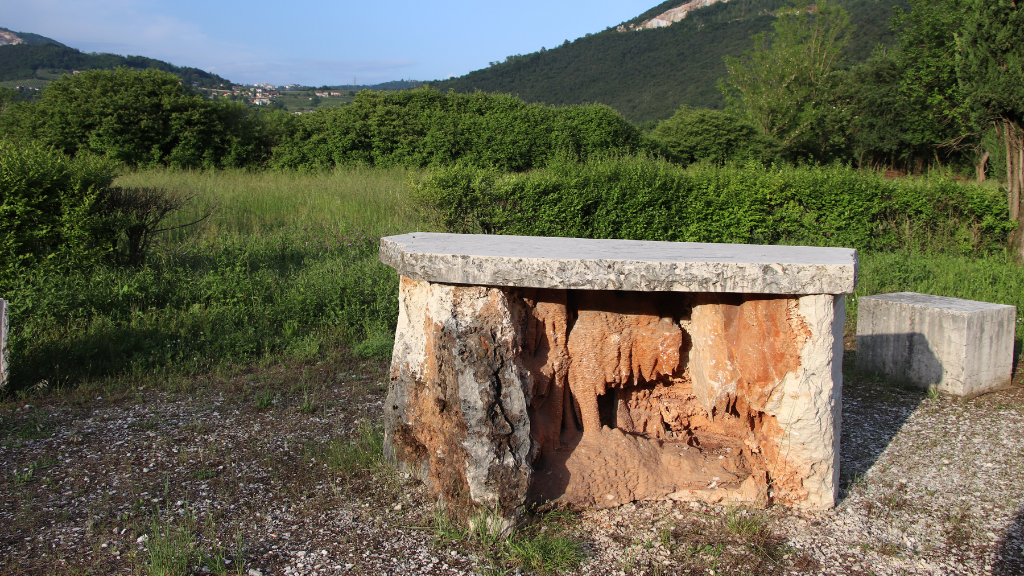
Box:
<box><xmin>837</xmin><ymin>349</ymin><xmax>926</xmax><ymax>504</ymax></box>
<box><xmin>994</xmin><ymin>505</ymin><xmax>1024</xmax><ymax>574</ymax></box>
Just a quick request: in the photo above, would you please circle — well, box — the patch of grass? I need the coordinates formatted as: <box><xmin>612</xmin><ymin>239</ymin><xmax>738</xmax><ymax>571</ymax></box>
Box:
<box><xmin>467</xmin><ymin>506</ymin><xmax>512</xmax><ymax>548</ymax></box>
<box><xmin>664</xmin><ymin>507</ymin><xmax>800</xmax><ymax>573</ymax></box>
<box><xmin>943</xmin><ymin>505</ymin><xmax>973</xmax><ymax>548</ymax></box>
<box><xmin>12</xmin><ymin>468</ymin><xmax>34</xmax><ymax>484</ymax></box>
<box><xmin>190</xmin><ymin>468</ymin><xmax>217</xmax><ymax>481</ymax></box>
<box><xmin>864</xmin><ymin>483</ymin><xmax>912</xmax><ymax>520</ymax></box>
<box><xmin>320</xmin><ymin>419</ymin><xmax>385</xmax><ymax>476</ymax></box>
<box><xmin>428</xmin><ymin>505</ymin><xmax>584</xmax><ymax>575</ymax></box>
<box><xmin>724</xmin><ymin>506</ymin><xmax>767</xmax><ymax>537</ymax></box>
<box><xmin>4</xmin><ymin>166</ymin><xmax>420</xmax><ymax>394</ymax></box>
<box><xmin>199</xmin><ymin>516</ymin><xmax>246</xmax><ymax>576</ymax></box>
<box><xmin>3</xmin><ymin>410</ymin><xmax>53</xmax><ymax>439</ymax></box>
<box><xmin>506</xmin><ymin>530</ymin><xmax>583</xmax><ymax>574</ymax></box>
<box><xmin>254</xmin><ymin>390</ymin><xmax>274</xmax><ymax>411</ymax></box>
<box><xmin>298</xmin><ymin>391</ymin><xmax>317</xmax><ymax>414</ymax></box>
<box><xmin>431</xmin><ymin>501</ymin><xmax>466</xmax><ymax>544</ymax></box>
<box><xmin>114</xmin><ymin>166</ymin><xmax>422</xmax><ymax>238</ymax></box>
<box><xmin>11</xmin><ymin>456</ymin><xmax>58</xmax><ymax>484</ymax></box>
<box><xmin>146</xmin><ymin>516</ymin><xmax>198</xmax><ymax>576</ymax></box>
<box><xmin>683</xmin><ymin>542</ymin><xmax>725</xmax><ymax>562</ymax></box>
<box><xmin>658</xmin><ymin>526</ymin><xmax>674</xmax><ymax>550</ymax></box>
<box><xmin>128</xmin><ymin>418</ymin><xmax>159</xmax><ymax>431</ymax></box>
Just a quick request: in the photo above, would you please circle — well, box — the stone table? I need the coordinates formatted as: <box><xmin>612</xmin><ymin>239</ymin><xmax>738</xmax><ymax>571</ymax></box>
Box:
<box><xmin>379</xmin><ymin>233</ymin><xmax>858</xmax><ymax>519</ymax></box>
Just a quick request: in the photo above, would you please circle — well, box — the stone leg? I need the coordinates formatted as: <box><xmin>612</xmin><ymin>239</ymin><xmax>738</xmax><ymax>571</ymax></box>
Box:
<box><xmin>770</xmin><ymin>293</ymin><xmax>844</xmax><ymax>509</ymax></box>
<box><xmin>687</xmin><ymin>293</ymin><xmax>844</xmax><ymax>509</ymax></box>
<box><xmin>384</xmin><ymin>277</ymin><xmax>533</xmax><ymax>517</ymax></box>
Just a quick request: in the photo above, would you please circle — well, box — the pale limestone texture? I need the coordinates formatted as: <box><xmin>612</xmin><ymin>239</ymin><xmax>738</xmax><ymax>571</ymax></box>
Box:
<box><xmin>856</xmin><ymin>292</ymin><xmax>1015</xmax><ymax>397</ymax></box>
<box><xmin>616</xmin><ymin>0</ymin><xmax>732</xmax><ymax>31</ymax></box>
<box><xmin>379</xmin><ymin>233</ymin><xmax>858</xmax><ymax>295</ymax></box>
<box><xmin>381</xmin><ymin>235</ymin><xmax>853</xmax><ymax>515</ymax></box>
<box><xmin>384</xmin><ymin>278</ymin><xmax>533</xmax><ymax>518</ymax></box>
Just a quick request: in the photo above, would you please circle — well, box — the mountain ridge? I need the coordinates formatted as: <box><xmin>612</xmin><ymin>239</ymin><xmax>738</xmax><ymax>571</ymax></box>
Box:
<box><xmin>0</xmin><ymin>42</ymin><xmax>232</xmax><ymax>89</ymax></box>
<box><xmin>430</xmin><ymin>0</ymin><xmax>910</xmax><ymax>123</ymax></box>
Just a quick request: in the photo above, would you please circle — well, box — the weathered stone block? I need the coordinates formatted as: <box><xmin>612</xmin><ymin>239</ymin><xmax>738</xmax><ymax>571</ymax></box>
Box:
<box><xmin>381</xmin><ymin>233</ymin><xmax>856</xmax><ymax>516</ymax></box>
<box><xmin>856</xmin><ymin>292</ymin><xmax>1016</xmax><ymax>397</ymax></box>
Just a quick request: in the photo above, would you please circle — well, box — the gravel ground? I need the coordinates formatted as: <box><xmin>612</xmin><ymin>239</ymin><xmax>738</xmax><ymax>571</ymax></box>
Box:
<box><xmin>1</xmin><ymin>355</ymin><xmax>1022</xmax><ymax>576</ymax></box>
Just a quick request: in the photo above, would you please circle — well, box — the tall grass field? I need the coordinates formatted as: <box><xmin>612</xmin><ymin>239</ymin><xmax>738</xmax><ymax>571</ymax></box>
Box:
<box><xmin>5</xmin><ymin>167</ymin><xmax>428</xmax><ymax>391</ymax></box>
<box><xmin>4</xmin><ymin>166</ymin><xmax>1021</xmax><ymax>393</ymax></box>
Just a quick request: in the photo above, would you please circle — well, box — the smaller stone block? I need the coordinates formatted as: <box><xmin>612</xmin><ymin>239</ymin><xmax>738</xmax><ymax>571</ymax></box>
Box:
<box><xmin>856</xmin><ymin>292</ymin><xmax>1016</xmax><ymax>397</ymax></box>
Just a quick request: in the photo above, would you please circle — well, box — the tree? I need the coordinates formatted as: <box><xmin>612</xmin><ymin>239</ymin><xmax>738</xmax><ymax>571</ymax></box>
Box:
<box><xmin>840</xmin><ymin>50</ymin><xmax>917</xmax><ymax>168</ymax></box>
<box><xmin>650</xmin><ymin>105</ymin><xmax>780</xmax><ymax>166</ymax></box>
<box><xmin>890</xmin><ymin>0</ymin><xmax>974</xmax><ymax>171</ymax></box>
<box><xmin>8</xmin><ymin>68</ymin><xmax>267</xmax><ymax>168</ymax></box>
<box><xmin>958</xmin><ymin>0</ymin><xmax>1024</xmax><ymax>257</ymax></box>
<box><xmin>719</xmin><ymin>0</ymin><xmax>852</xmax><ymax>160</ymax></box>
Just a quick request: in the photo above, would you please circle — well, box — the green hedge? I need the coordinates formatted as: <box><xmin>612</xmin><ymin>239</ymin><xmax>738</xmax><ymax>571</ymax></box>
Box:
<box><xmin>0</xmin><ymin>140</ymin><xmax>118</xmax><ymax>279</ymax></box>
<box><xmin>269</xmin><ymin>89</ymin><xmax>654</xmax><ymax>172</ymax></box>
<box><xmin>414</xmin><ymin>156</ymin><xmax>1015</xmax><ymax>252</ymax></box>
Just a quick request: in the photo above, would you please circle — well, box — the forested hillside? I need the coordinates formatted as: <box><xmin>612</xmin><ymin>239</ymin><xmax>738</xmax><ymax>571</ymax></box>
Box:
<box><xmin>430</xmin><ymin>0</ymin><xmax>909</xmax><ymax>123</ymax></box>
<box><xmin>0</xmin><ymin>43</ymin><xmax>232</xmax><ymax>88</ymax></box>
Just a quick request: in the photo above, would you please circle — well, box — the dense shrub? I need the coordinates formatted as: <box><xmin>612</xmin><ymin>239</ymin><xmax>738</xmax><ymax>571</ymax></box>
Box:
<box><xmin>414</xmin><ymin>156</ymin><xmax>1015</xmax><ymax>252</ymax></box>
<box><xmin>0</xmin><ymin>140</ymin><xmax>118</xmax><ymax>278</ymax></box>
<box><xmin>650</xmin><ymin>106</ymin><xmax>781</xmax><ymax>166</ymax></box>
<box><xmin>0</xmin><ymin>68</ymin><xmax>267</xmax><ymax>168</ymax></box>
<box><xmin>0</xmin><ymin>140</ymin><xmax>194</xmax><ymax>286</ymax></box>
<box><xmin>269</xmin><ymin>88</ymin><xmax>653</xmax><ymax>171</ymax></box>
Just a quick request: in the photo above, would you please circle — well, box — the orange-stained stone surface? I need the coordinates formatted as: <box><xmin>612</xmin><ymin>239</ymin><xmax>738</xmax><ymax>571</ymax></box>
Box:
<box><xmin>386</xmin><ymin>278</ymin><xmax>833</xmax><ymax>516</ymax></box>
<box><xmin>521</xmin><ymin>291</ymin><xmax>806</xmax><ymax>508</ymax></box>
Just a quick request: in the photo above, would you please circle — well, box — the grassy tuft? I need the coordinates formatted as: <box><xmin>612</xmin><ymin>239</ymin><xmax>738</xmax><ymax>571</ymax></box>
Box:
<box><xmin>321</xmin><ymin>419</ymin><xmax>385</xmax><ymax>477</ymax></box>
<box><xmin>146</xmin><ymin>517</ymin><xmax>198</xmax><ymax>576</ymax></box>
<box><xmin>506</xmin><ymin>530</ymin><xmax>584</xmax><ymax>574</ymax></box>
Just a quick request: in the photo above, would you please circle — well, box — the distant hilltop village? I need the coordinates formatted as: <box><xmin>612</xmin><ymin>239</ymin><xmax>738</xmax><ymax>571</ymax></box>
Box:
<box><xmin>618</xmin><ymin>0</ymin><xmax>731</xmax><ymax>31</ymax></box>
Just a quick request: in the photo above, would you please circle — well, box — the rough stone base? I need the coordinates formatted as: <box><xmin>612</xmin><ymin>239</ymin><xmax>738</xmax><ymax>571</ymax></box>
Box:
<box><xmin>385</xmin><ymin>277</ymin><xmax>844</xmax><ymax>517</ymax></box>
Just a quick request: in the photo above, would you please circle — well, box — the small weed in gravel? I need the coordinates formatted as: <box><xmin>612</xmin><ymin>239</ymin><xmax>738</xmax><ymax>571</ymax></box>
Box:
<box><xmin>945</xmin><ymin>505</ymin><xmax>974</xmax><ymax>548</ymax></box>
<box><xmin>146</xmin><ymin>515</ymin><xmax>198</xmax><ymax>576</ymax></box>
<box><xmin>431</xmin><ymin>501</ymin><xmax>466</xmax><ymax>545</ymax></box>
<box><xmin>254</xmin><ymin>389</ymin><xmax>274</xmax><ymax>411</ymax></box>
<box><xmin>298</xmin><ymin>391</ymin><xmax>317</xmax><ymax>414</ymax></box>
<box><xmin>191</xmin><ymin>467</ymin><xmax>218</xmax><ymax>481</ymax></box>
<box><xmin>320</xmin><ymin>419</ymin><xmax>385</xmax><ymax>477</ymax></box>
<box><xmin>3</xmin><ymin>409</ymin><xmax>53</xmax><ymax>440</ymax></box>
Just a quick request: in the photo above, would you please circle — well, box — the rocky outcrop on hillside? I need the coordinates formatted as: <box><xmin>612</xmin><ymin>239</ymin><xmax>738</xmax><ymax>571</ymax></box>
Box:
<box><xmin>618</xmin><ymin>0</ymin><xmax>732</xmax><ymax>31</ymax></box>
<box><xmin>0</xmin><ymin>30</ymin><xmax>24</xmax><ymax>46</ymax></box>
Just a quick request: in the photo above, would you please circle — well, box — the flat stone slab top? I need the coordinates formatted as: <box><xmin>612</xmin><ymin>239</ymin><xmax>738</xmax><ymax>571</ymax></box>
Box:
<box><xmin>380</xmin><ymin>233</ymin><xmax>858</xmax><ymax>294</ymax></box>
<box><xmin>856</xmin><ymin>292</ymin><xmax>1016</xmax><ymax>397</ymax></box>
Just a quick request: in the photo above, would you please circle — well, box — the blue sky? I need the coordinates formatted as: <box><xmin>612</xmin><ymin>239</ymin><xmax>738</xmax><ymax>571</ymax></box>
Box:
<box><xmin>3</xmin><ymin>0</ymin><xmax>658</xmax><ymax>86</ymax></box>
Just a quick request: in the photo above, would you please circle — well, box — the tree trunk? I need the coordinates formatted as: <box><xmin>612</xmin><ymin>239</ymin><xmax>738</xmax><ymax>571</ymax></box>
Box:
<box><xmin>1005</xmin><ymin>118</ymin><xmax>1024</xmax><ymax>261</ymax></box>
<box><xmin>976</xmin><ymin>150</ymin><xmax>990</xmax><ymax>183</ymax></box>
